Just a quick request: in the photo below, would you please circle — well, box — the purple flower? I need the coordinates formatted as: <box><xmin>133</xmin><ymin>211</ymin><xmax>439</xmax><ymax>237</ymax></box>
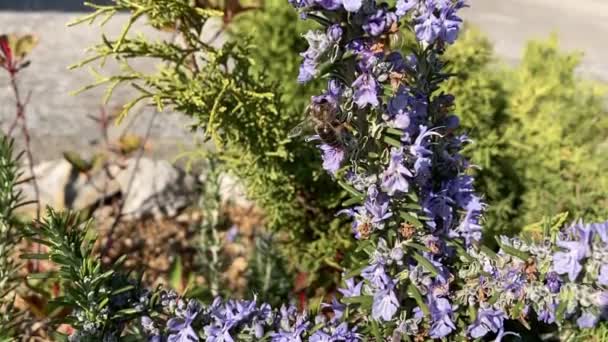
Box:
<box><xmin>272</xmin><ymin>306</ymin><xmax>309</xmax><ymax>342</ymax></box>
<box><xmin>301</xmin><ymin>30</ymin><xmax>330</xmax><ymax>60</ymax></box>
<box><xmin>445</xmin><ymin>175</ymin><xmax>474</xmax><ymax>209</ymax></box>
<box><xmin>413</xmin><ymin>157</ymin><xmax>431</xmax><ymax>184</ymax></box>
<box><xmin>141</xmin><ymin>316</ymin><xmax>161</xmax><ymax>342</ymax></box>
<box><xmin>204</xmin><ymin>325</ymin><xmax>234</xmax><ymax>342</ymax></box>
<box><xmin>363</xmin><ymin>6</ymin><xmax>394</xmax><ymax>37</ymax></box>
<box><xmin>409</xmin><ymin>126</ymin><xmax>438</xmax><ymax>159</ymax></box>
<box><xmin>545</xmin><ymin>271</ymin><xmax>562</xmax><ymax>293</ymax></box>
<box><xmin>364</xmin><ymin>185</ymin><xmax>393</xmax><ymax>225</ymax></box>
<box><xmin>599</xmin><ymin>265</ymin><xmax>608</xmax><ymax>286</ymax></box>
<box><xmin>342</xmin><ymin>0</ymin><xmax>362</xmax><ymax>12</ymax></box>
<box><xmin>361</xmin><ymin>261</ymin><xmax>391</xmax><ymax>288</ymax></box>
<box><xmin>553</xmin><ymin>225</ymin><xmax>592</xmax><ymax>281</ymax></box>
<box><xmin>429</xmin><ymin>297</ymin><xmax>456</xmax><ymax>338</ymax></box>
<box><xmin>593</xmin><ymin>221</ymin><xmax>608</xmax><ymax>243</ymax></box>
<box><xmin>328</xmin><ymin>79</ymin><xmax>343</xmax><ymax>98</ymax></box>
<box><xmin>314</xmin><ymin>0</ymin><xmax>341</xmax><ymax>10</ymax></box>
<box><xmin>320</xmin><ymin>144</ymin><xmax>345</xmax><ymax>175</ymax></box>
<box><xmin>372</xmin><ymin>287</ymin><xmax>400</xmax><ymax>321</ymax></box>
<box><xmin>538</xmin><ymin>303</ymin><xmax>556</xmax><ymax>324</ymax></box>
<box><xmin>327</xmin><ymin>24</ymin><xmax>343</xmax><ymax>42</ymax></box>
<box><xmin>332</xmin><ymin>322</ymin><xmax>360</xmax><ymax>341</ymax></box>
<box><xmin>386</xmin><ymin>90</ymin><xmax>415</xmax><ymax>129</ymax></box>
<box><xmin>414</xmin><ymin>9</ymin><xmax>441</xmax><ymax>44</ymax></box>
<box><xmin>168</xmin><ymin>301</ymin><xmax>200</xmax><ymax>342</ymax></box>
<box><xmin>338</xmin><ymin>278</ymin><xmax>363</xmax><ymax>297</ymax></box>
<box><xmin>437</xmin><ymin>2</ymin><xmax>465</xmax><ymax>44</ymax></box>
<box><xmin>352</xmin><ymin>73</ymin><xmax>379</xmax><ymax>108</ymax></box>
<box><xmin>414</xmin><ymin>0</ymin><xmax>466</xmax><ymax>44</ymax></box>
<box><xmin>298</xmin><ymin>58</ymin><xmax>317</xmax><ymax>83</ymax></box>
<box><xmin>381</xmin><ymin>148</ymin><xmax>413</xmax><ymax>195</ymax></box>
<box><xmin>453</xmin><ymin>195</ymin><xmax>484</xmax><ymax>245</ymax></box>
<box><xmin>577</xmin><ymin>312</ymin><xmax>598</xmax><ymax>329</ymax></box>
<box><xmin>422</xmin><ymin>191</ymin><xmax>454</xmax><ymax>233</ymax></box>
<box><xmin>467</xmin><ymin>307</ymin><xmax>506</xmax><ymax>339</ymax></box>
<box><xmin>396</xmin><ymin>0</ymin><xmax>417</xmax><ymax>16</ymax></box>
<box><xmin>310</xmin><ymin>330</ymin><xmax>331</xmax><ymax>342</ymax></box>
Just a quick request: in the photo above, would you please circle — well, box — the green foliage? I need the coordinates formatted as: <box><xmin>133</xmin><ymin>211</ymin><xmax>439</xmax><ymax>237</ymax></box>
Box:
<box><xmin>0</xmin><ymin>137</ymin><xmax>25</xmax><ymax>340</ymax></box>
<box><xmin>22</xmin><ymin>210</ymin><xmax>142</xmax><ymax>341</ymax></box>
<box><xmin>444</xmin><ymin>28</ymin><xmax>608</xmax><ymax>237</ymax></box>
<box><xmin>72</xmin><ymin>0</ymin><xmax>350</xmax><ymax>280</ymax></box>
<box><xmin>233</xmin><ymin>0</ymin><xmax>321</xmax><ymax>112</ymax></box>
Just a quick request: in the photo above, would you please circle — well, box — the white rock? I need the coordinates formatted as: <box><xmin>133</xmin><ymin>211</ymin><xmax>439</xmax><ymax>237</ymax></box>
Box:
<box><xmin>17</xmin><ymin>159</ymin><xmax>121</xmax><ymax>216</ymax></box>
<box><xmin>112</xmin><ymin>158</ymin><xmax>198</xmax><ymax>219</ymax></box>
<box><xmin>18</xmin><ymin>159</ymin><xmax>72</xmax><ymax>214</ymax></box>
<box><xmin>198</xmin><ymin>171</ymin><xmax>253</xmax><ymax>208</ymax></box>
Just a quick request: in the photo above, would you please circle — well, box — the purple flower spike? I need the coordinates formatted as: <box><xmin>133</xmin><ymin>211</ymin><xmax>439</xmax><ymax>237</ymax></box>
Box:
<box><xmin>168</xmin><ymin>301</ymin><xmax>201</xmax><ymax>342</ymax></box>
<box><xmin>599</xmin><ymin>265</ymin><xmax>608</xmax><ymax>286</ymax></box>
<box><xmin>372</xmin><ymin>287</ymin><xmax>400</xmax><ymax>321</ymax></box>
<box><xmin>396</xmin><ymin>0</ymin><xmax>417</xmax><ymax>16</ymax></box>
<box><xmin>545</xmin><ymin>271</ymin><xmax>562</xmax><ymax>293</ymax></box>
<box><xmin>338</xmin><ymin>278</ymin><xmax>363</xmax><ymax>298</ymax></box>
<box><xmin>327</xmin><ymin>25</ymin><xmax>343</xmax><ymax>43</ymax></box>
<box><xmin>381</xmin><ymin>148</ymin><xmax>413</xmax><ymax>195</ymax></box>
<box><xmin>315</xmin><ymin>0</ymin><xmax>341</xmax><ymax>10</ymax></box>
<box><xmin>364</xmin><ymin>185</ymin><xmax>392</xmax><ymax>225</ymax></box>
<box><xmin>552</xmin><ymin>223</ymin><xmax>592</xmax><ymax>281</ymax></box>
<box><xmin>352</xmin><ymin>73</ymin><xmax>379</xmax><ymax>108</ymax></box>
<box><xmin>342</xmin><ymin>0</ymin><xmax>362</xmax><ymax>12</ymax></box>
<box><xmin>298</xmin><ymin>58</ymin><xmax>317</xmax><ymax>84</ymax></box>
<box><xmin>467</xmin><ymin>307</ymin><xmax>506</xmax><ymax>339</ymax></box>
<box><xmin>429</xmin><ymin>297</ymin><xmax>456</xmax><ymax>339</ymax></box>
<box><xmin>319</xmin><ymin>144</ymin><xmax>345</xmax><ymax>175</ymax></box>
<box><xmin>577</xmin><ymin>312</ymin><xmax>599</xmax><ymax>329</ymax></box>
<box><xmin>363</xmin><ymin>7</ymin><xmax>390</xmax><ymax>37</ymax></box>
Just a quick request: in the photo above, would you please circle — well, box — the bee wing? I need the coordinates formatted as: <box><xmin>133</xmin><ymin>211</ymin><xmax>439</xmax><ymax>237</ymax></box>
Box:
<box><xmin>288</xmin><ymin>119</ymin><xmax>313</xmax><ymax>139</ymax></box>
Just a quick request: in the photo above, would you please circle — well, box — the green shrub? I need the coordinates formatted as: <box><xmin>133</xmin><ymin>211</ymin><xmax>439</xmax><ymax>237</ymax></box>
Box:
<box><xmin>72</xmin><ymin>0</ymin><xmax>350</xmax><ymax>286</ymax></box>
<box><xmin>444</xmin><ymin>29</ymin><xmax>608</xmax><ymax>237</ymax></box>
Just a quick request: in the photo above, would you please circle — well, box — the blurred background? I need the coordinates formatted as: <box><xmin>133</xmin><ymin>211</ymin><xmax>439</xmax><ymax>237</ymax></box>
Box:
<box><xmin>1</xmin><ymin>0</ymin><xmax>607</xmax><ymax>160</ymax></box>
<box><xmin>0</xmin><ymin>0</ymin><xmax>607</xmax><ymax>339</ymax></box>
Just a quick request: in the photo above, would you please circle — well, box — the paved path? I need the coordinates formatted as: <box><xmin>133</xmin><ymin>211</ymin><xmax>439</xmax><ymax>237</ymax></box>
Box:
<box><xmin>1</xmin><ymin>2</ymin><xmax>607</xmax><ymax>160</ymax></box>
<box><xmin>462</xmin><ymin>0</ymin><xmax>608</xmax><ymax>81</ymax></box>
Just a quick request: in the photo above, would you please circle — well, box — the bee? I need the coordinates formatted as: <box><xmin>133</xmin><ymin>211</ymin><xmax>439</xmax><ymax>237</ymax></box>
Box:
<box><xmin>289</xmin><ymin>97</ymin><xmax>348</xmax><ymax>149</ymax></box>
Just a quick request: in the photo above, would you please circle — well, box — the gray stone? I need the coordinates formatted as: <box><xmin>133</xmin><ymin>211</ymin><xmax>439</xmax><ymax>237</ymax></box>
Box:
<box><xmin>17</xmin><ymin>157</ymin><xmax>198</xmax><ymax>219</ymax></box>
<box><xmin>111</xmin><ymin>158</ymin><xmax>199</xmax><ymax>219</ymax></box>
<box><xmin>17</xmin><ymin>159</ymin><xmax>121</xmax><ymax>215</ymax></box>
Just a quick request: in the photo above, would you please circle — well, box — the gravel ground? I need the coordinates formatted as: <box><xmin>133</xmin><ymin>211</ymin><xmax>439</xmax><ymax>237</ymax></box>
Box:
<box><xmin>1</xmin><ymin>2</ymin><xmax>607</xmax><ymax>160</ymax></box>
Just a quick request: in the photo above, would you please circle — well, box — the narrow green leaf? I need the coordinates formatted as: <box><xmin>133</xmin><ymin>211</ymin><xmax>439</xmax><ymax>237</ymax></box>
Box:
<box><xmin>411</xmin><ymin>252</ymin><xmax>439</xmax><ymax>276</ymax></box>
<box><xmin>342</xmin><ymin>196</ymin><xmax>362</xmax><ymax>207</ymax></box>
<box><xmin>383</xmin><ymin>135</ymin><xmax>402</xmax><ymax>148</ymax></box>
<box><xmin>407</xmin><ymin>282</ymin><xmax>429</xmax><ymax>316</ymax></box>
<box><xmin>480</xmin><ymin>245</ymin><xmax>498</xmax><ymax>260</ymax></box>
<box><xmin>112</xmin><ymin>308</ymin><xmax>140</xmax><ymax>318</ymax></box>
<box><xmin>385</xmin><ymin>127</ymin><xmax>403</xmax><ymax>136</ymax></box>
<box><xmin>370</xmin><ymin>320</ymin><xmax>383</xmax><ymax>341</ymax></box>
<box><xmin>337</xmin><ymin>180</ymin><xmax>364</xmax><ymax>199</ymax></box>
<box><xmin>402</xmin><ymin>242</ymin><xmax>430</xmax><ymax>253</ymax></box>
<box><xmin>112</xmin><ymin>285</ymin><xmax>135</xmax><ymax>296</ymax></box>
<box><xmin>495</xmin><ymin>237</ymin><xmax>530</xmax><ymax>261</ymax></box>
<box><xmin>340</xmin><ymin>295</ymin><xmax>373</xmax><ymax>310</ymax></box>
<box><xmin>169</xmin><ymin>255</ymin><xmax>183</xmax><ymax>292</ymax></box>
<box><xmin>399</xmin><ymin>211</ymin><xmax>423</xmax><ymax>228</ymax></box>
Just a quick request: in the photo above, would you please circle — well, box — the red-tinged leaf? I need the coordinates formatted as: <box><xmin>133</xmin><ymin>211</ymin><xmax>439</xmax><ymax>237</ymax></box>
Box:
<box><xmin>0</xmin><ymin>34</ymin><xmax>13</xmax><ymax>65</ymax></box>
